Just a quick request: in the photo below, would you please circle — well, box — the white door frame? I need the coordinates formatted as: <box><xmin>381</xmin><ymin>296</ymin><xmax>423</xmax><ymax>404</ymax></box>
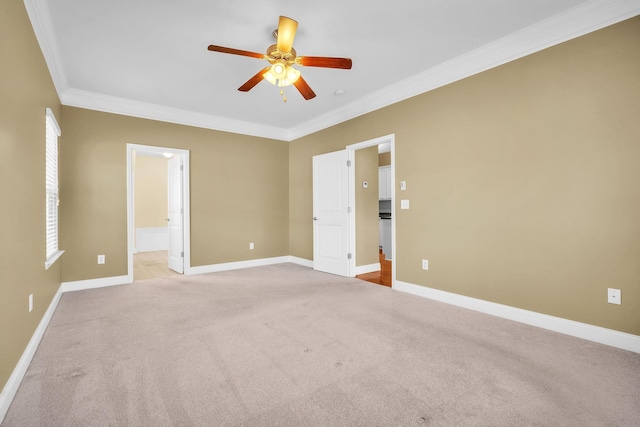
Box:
<box><xmin>167</xmin><ymin>155</ymin><xmax>185</xmax><ymax>274</ymax></box>
<box><xmin>346</xmin><ymin>134</ymin><xmax>396</xmax><ymax>285</ymax></box>
<box><xmin>126</xmin><ymin>143</ymin><xmax>191</xmax><ymax>282</ymax></box>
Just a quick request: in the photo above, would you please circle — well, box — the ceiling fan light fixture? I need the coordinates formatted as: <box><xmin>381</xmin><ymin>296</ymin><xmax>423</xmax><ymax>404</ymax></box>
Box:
<box><xmin>207</xmin><ymin>15</ymin><xmax>350</xmax><ymax>101</ymax></box>
<box><xmin>270</xmin><ymin>63</ymin><xmax>287</xmax><ymax>80</ymax></box>
<box><xmin>264</xmin><ymin>65</ymin><xmax>300</xmax><ymax>87</ymax></box>
<box><xmin>286</xmin><ymin>66</ymin><xmax>300</xmax><ymax>83</ymax></box>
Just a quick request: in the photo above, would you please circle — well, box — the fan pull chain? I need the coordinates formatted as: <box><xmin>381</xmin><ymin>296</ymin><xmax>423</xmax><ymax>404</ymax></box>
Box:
<box><xmin>280</xmin><ymin>89</ymin><xmax>287</xmax><ymax>102</ymax></box>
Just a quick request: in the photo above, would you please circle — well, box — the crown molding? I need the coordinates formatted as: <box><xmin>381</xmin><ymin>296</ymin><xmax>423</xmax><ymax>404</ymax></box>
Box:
<box><xmin>23</xmin><ymin>0</ymin><xmax>69</xmax><ymax>95</ymax></box>
<box><xmin>26</xmin><ymin>0</ymin><xmax>640</xmax><ymax>142</ymax></box>
<box><xmin>61</xmin><ymin>88</ymin><xmax>290</xmax><ymax>141</ymax></box>
<box><xmin>288</xmin><ymin>0</ymin><xmax>640</xmax><ymax>140</ymax></box>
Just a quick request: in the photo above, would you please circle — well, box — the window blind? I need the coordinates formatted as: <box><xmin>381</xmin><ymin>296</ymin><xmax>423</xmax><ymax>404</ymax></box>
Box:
<box><xmin>45</xmin><ymin>108</ymin><xmax>61</xmax><ymax>260</ymax></box>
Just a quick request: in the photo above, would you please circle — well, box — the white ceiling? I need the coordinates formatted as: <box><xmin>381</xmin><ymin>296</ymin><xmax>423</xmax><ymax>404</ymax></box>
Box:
<box><xmin>26</xmin><ymin>0</ymin><xmax>639</xmax><ymax>140</ymax></box>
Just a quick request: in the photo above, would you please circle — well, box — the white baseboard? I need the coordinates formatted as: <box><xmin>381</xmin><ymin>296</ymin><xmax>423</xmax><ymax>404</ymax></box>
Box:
<box><xmin>1</xmin><ymin>273</ymin><xmax>132</xmax><ymax>422</ymax></box>
<box><xmin>0</xmin><ymin>286</ymin><xmax>64</xmax><ymax>424</ymax></box>
<box><xmin>189</xmin><ymin>256</ymin><xmax>295</xmax><ymax>275</ymax></box>
<box><xmin>393</xmin><ymin>280</ymin><xmax>640</xmax><ymax>354</ymax></box>
<box><xmin>61</xmin><ymin>275</ymin><xmax>131</xmax><ymax>292</ymax></box>
<box><xmin>4</xmin><ymin>269</ymin><xmax>637</xmax><ymax>424</ymax></box>
<box><xmin>355</xmin><ymin>263</ymin><xmax>381</xmax><ymax>276</ymax></box>
<box><xmin>287</xmin><ymin>256</ymin><xmax>313</xmax><ymax>268</ymax></box>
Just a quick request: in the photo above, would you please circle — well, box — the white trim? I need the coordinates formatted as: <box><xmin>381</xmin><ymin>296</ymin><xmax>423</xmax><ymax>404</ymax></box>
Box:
<box><xmin>5</xmin><ymin>266</ymin><xmax>635</xmax><ymax>424</ymax></box>
<box><xmin>347</xmin><ymin>149</ymin><xmax>356</xmax><ymax>277</ymax></box>
<box><xmin>287</xmin><ymin>256</ymin><xmax>314</xmax><ymax>268</ymax></box>
<box><xmin>23</xmin><ymin>0</ymin><xmax>68</xmax><ymax>95</ymax></box>
<box><xmin>44</xmin><ymin>249</ymin><xmax>64</xmax><ymax>270</ymax></box>
<box><xmin>45</xmin><ymin>108</ymin><xmax>61</xmax><ymax>263</ymax></box>
<box><xmin>60</xmin><ymin>275</ymin><xmax>131</xmax><ymax>293</ymax></box>
<box><xmin>346</xmin><ymin>134</ymin><xmax>396</xmax><ymax>285</ymax></box>
<box><xmin>0</xmin><ymin>286</ymin><xmax>63</xmax><ymax>424</ymax></box>
<box><xmin>354</xmin><ymin>263</ymin><xmax>381</xmax><ymax>276</ymax></box>
<box><xmin>45</xmin><ymin>108</ymin><xmax>61</xmax><ymax>136</ymax></box>
<box><xmin>1</xmin><ymin>273</ymin><xmax>130</xmax><ymax>423</ymax></box>
<box><xmin>393</xmin><ymin>280</ymin><xmax>640</xmax><ymax>354</ymax></box>
<box><xmin>62</xmin><ymin>89</ymin><xmax>290</xmax><ymax>141</ymax></box>
<box><xmin>26</xmin><ymin>0</ymin><xmax>640</xmax><ymax>141</ymax></box>
<box><xmin>127</xmin><ymin>144</ymin><xmax>191</xmax><ymax>280</ymax></box>
<box><xmin>287</xmin><ymin>0</ymin><xmax>640</xmax><ymax>140</ymax></box>
<box><xmin>189</xmin><ymin>256</ymin><xmax>296</xmax><ymax>275</ymax></box>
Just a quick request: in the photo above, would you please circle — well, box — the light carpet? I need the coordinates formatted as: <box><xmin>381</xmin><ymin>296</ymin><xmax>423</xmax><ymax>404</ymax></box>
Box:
<box><xmin>3</xmin><ymin>263</ymin><xmax>639</xmax><ymax>426</ymax></box>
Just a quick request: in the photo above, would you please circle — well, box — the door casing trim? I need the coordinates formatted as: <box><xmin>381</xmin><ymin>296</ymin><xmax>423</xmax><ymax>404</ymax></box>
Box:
<box><xmin>346</xmin><ymin>133</ymin><xmax>395</xmax><ymax>284</ymax></box>
<box><xmin>126</xmin><ymin>143</ymin><xmax>191</xmax><ymax>281</ymax></box>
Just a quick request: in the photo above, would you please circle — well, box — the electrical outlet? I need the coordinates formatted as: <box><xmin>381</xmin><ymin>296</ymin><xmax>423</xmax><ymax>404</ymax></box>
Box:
<box><xmin>29</xmin><ymin>294</ymin><xmax>33</xmax><ymax>312</ymax></box>
<box><xmin>607</xmin><ymin>288</ymin><xmax>621</xmax><ymax>305</ymax></box>
<box><xmin>401</xmin><ymin>199</ymin><xmax>410</xmax><ymax>209</ymax></box>
<box><xmin>249</xmin><ymin>242</ymin><xmax>254</xmax><ymax>250</ymax></box>
<box><xmin>422</xmin><ymin>259</ymin><xmax>429</xmax><ymax>270</ymax></box>
<box><xmin>97</xmin><ymin>254</ymin><xmax>105</xmax><ymax>264</ymax></box>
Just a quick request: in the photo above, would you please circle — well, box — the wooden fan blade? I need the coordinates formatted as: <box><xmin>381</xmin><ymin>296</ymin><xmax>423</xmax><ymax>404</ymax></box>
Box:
<box><xmin>208</xmin><ymin>45</ymin><xmax>265</xmax><ymax>59</ymax></box>
<box><xmin>276</xmin><ymin>16</ymin><xmax>298</xmax><ymax>53</ymax></box>
<box><xmin>298</xmin><ymin>56</ymin><xmax>353</xmax><ymax>69</ymax></box>
<box><xmin>238</xmin><ymin>67</ymin><xmax>271</xmax><ymax>92</ymax></box>
<box><xmin>293</xmin><ymin>75</ymin><xmax>316</xmax><ymax>100</ymax></box>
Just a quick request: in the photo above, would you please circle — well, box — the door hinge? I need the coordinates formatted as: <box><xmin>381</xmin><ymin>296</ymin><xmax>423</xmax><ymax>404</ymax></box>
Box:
<box><xmin>181</xmin><ymin>251</ymin><xmax>184</xmax><ymax>258</ymax></box>
<box><xmin>180</xmin><ymin>208</ymin><xmax>184</xmax><ymax>214</ymax></box>
<box><xmin>347</xmin><ymin>207</ymin><xmax>352</xmax><ymax>213</ymax></box>
<box><xmin>347</xmin><ymin>160</ymin><xmax>351</xmax><ymax>167</ymax></box>
<box><xmin>347</xmin><ymin>253</ymin><xmax>352</xmax><ymax>260</ymax></box>
<box><xmin>180</xmin><ymin>165</ymin><xmax>184</xmax><ymax>171</ymax></box>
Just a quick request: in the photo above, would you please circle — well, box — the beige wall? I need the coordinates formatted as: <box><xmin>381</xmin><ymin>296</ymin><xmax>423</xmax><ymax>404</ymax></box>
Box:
<box><xmin>2</xmin><ymin>1</ymin><xmax>639</xmax><ymax>398</ymax></box>
<box><xmin>378</xmin><ymin>152</ymin><xmax>391</xmax><ymax>166</ymax></box>
<box><xmin>355</xmin><ymin>146</ymin><xmax>380</xmax><ymax>267</ymax></box>
<box><xmin>290</xmin><ymin>18</ymin><xmax>640</xmax><ymax>335</ymax></box>
<box><xmin>59</xmin><ymin>107</ymin><xmax>289</xmax><ymax>282</ymax></box>
<box><xmin>0</xmin><ymin>0</ymin><xmax>62</xmax><ymax>390</ymax></box>
<box><xmin>289</xmin><ymin>131</ymin><xmax>352</xmax><ymax>258</ymax></box>
<box><xmin>134</xmin><ymin>154</ymin><xmax>168</xmax><ymax>229</ymax></box>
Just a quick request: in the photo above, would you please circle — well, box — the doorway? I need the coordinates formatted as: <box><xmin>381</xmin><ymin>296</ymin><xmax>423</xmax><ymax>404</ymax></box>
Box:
<box><xmin>311</xmin><ymin>134</ymin><xmax>395</xmax><ymax>286</ymax></box>
<box><xmin>348</xmin><ymin>134</ymin><xmax>395</xmax><ymax>287</ymax></box>
<box><xmin>126</xmin><ymin>144</ymin><xmax>191</xmax><ymax>282</ymax></box>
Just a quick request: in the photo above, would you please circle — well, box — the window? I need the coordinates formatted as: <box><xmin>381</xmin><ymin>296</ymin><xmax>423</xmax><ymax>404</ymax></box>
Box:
<box><xmin>45</xmin><ymin>108</ymin><xmax>63</xmax><ymax>269</ymax></box>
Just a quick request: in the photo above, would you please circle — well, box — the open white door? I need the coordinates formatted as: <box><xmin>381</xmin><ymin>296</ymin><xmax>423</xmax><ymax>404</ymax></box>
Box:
<box><xmin>167</xmin><ymin>155</ymin><xmax>184</xmax><ymax>273</ymax></box>
<box><xmin>313</xmin><ymin>150</ymin><xmax>351</xmax><ymax>276</ymax></box>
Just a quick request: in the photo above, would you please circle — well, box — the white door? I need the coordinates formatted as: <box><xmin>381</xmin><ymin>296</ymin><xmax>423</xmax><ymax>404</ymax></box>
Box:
<box><xmin>313</xmin><ymin>150</ymin><xmax>351</xmax><ymax>276</ymax></box>
<box><xmin>167</xmin><ymin>155</ymin><xmax>184</xmax><ymax>273</ymax></box>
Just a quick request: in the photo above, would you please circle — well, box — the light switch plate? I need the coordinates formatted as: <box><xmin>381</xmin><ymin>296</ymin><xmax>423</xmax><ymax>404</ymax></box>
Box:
<box><xmin>97</xmin><ymin>254</ymin><xmax>105</xmax><ymax>264</ymax></box>
<box><xmin>401</xmin><ymin>200</ymin><xmax>410</xmax><ymax>209</ymax></box>
<box><xmin>400</xmin><ymin>181</ymin><xmax>406</xmax><ymax>191</ymax></box>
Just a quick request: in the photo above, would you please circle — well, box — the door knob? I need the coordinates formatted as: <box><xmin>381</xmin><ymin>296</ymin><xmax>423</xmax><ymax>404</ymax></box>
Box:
<box><xmin>313</xmin><ymin>217</ymin><xmax>318</xmax><ymax>221</ymax></box>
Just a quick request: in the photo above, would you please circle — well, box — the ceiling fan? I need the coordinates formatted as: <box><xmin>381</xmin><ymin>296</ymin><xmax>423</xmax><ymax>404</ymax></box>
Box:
<box><xmin>207</xmin><ymin>16</ymin><xmax>352</xmax><ymax>101</ymax></box>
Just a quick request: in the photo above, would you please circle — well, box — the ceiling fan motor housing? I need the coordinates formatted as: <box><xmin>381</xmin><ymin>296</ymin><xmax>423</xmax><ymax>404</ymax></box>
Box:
<box><xmin>266</xmin><ymin>45</ymin><xmax>297</xmax><ymax>66</ymax></box>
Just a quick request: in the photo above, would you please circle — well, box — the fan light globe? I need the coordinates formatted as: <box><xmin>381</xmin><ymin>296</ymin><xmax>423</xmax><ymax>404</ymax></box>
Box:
<box><xmin>270</xmin><ymin>63</ymin><xmax>287</xmax><ymax>79</ymax></box>
<box><xmin>264</xmin><ymin>65</ymin><xmax>300</xmax><ymax>87</ymax></box>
